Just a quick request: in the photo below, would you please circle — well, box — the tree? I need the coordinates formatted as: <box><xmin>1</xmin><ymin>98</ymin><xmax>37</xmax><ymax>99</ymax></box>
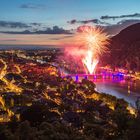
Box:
<box><xmin>8</xmin><ymin>115</ymin><xmax>19</xmax><ymax>133</ymax></box>
<box><xmin>20</xmin><ymin>103</ymin><xmax>60</xmax><ymax>126</ymax></box>
<box><xmin>111</xmin><ymin>108</ymin><xmax>131</xmax><ymax>137</ymax></box>
<box><xmin>83</xmin><ymin>122</ymin><xmax>104</xmax><ymax>139</ymax></box>
<box><xmin>38</xmin><ymin>122</ymin><xmax>87</xmax><ymax>140</ymax></box>
<box><xmin>15</xmin><ymin>121</ymin><xmax>37</xmax><ymax>140</ymax></box>
<box><xmin>0</xmin><ymin>124</ymin><xmax>15</xmax><ymax>140</ymax></box>
<box><xmin>127</xmin><ymin>116</ymin><xmax>140</xmax><ymax>140</ymax></box>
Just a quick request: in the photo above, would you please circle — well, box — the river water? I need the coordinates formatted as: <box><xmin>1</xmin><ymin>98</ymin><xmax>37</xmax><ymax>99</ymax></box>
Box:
<box><xmin>60</xmin><ymin>66</ymin><xmax>140</xmax><ymax>107</ymax></box>
<box><xmin>94</xmin><ymin>79</ymin><xmax>140</xmax><ymax>107</ymax></box>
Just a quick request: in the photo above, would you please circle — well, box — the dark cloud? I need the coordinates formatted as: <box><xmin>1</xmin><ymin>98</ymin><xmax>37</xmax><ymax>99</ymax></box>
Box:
<box><xmin>81</xmin><ymin>19</ymin><xmax>109</xmax><ymax>25</ymax></box>
<box><xmin>50</xmin><ymin>35</ymin><xmax>73</xmax><ymax>40</ymax></box>
<box><xmin>68</xmin><ymin>13</ymin><xmax>140</xmax><ymax>26</ymax></box>
<box><xmin>68</xmin><ymin>19</ymin><xmax>77</xmax><ymax>24</ymax></box>
<box><xmin>0</xmin><ymin>21</ymin><xmax>31</xmax><ymax>28</ymax></box>
<box><xmin>1</xmin><ymin>19</ymin><xmax>140</xmax><ymax>36</ymax></box>
<box><xmin>68</xmin><ymin>19</ymin><xmax>109</xmax><ymax>25</ymax></box>
<box><xmin>35</xmin><ymin>26</ymin><xmax>72</xmax><ymax>34</ymax></box>
<box><xmin>104</xmin><ymin>19</ymin><xmax>140</xmax><ymax>35</ymax></box>
<box><xmin>68</xmin><ymin>18</ymin><xmax>140</xmax><ymax>36</ymax></box>
<box><xmin>117</xmin><ymin>19</ymin><xmax>140</xmax><ymax>25</ymax></box>
<box><xmin>0</xmin><ymin>26</ymin><xmax>72</xmax><ymax>35</ymax></box>
<box><xmin>0</xmin><ymin>21</ymin><xmax>42</xmax><ymax>29</ymax></box>
<box><xmin>30</xmin><ymin>23</ymin><xmax>41</xmax><ymax>26</ymax></box>
<box><xmin>101</xmin><ymin>13</ymin><xmax>140</xmax><ymax>20</ymax></box>
<box><xmin>20</xmin><ymin>3</ymin><xmax>46</xmax><ymax>9</ymax></box>
<box><xmin>0</xmin><ymin>39</ymin><xmax>18</xmax><ymax>42</ymax></box>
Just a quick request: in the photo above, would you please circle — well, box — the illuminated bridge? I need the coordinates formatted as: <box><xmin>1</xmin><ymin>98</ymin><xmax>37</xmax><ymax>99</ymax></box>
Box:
<box><xmin>62</xmin><ymin>72</ymin><xmax>127</xmax><ymax>81</ymax></box>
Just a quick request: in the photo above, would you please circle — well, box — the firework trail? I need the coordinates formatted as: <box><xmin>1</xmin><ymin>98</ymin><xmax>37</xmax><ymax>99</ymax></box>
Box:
<box><xmin>61</xmin><ymin>25</ymin><xmax>109</xmax><ymax>74</ymax></box>
<box><xmin>76</xmin><ymin>25</ymin><xmax>109</xmax><ymax>74</ymax></box>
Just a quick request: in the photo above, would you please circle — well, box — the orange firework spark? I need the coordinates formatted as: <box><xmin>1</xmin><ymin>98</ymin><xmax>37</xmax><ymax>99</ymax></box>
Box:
<box><xmin>82</xmin><ymin>50</ymin><xmax>99</xmax><ymax>74</ymax></box>
<box><xmin>77</xmin><ymin>25</ymin><xmax>109</xmax><ymax>74</ymax></box>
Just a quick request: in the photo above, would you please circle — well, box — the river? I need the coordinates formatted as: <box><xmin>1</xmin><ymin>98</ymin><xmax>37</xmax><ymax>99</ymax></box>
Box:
<box><xmin>59</xmin><ymin>66</ymin><xmax>140</xmax><ymax>107</ymax></box>
<box><xmin>94</xmin><ymin>79</ymin><xmax>140</xmax><ymax>107</ymax></box>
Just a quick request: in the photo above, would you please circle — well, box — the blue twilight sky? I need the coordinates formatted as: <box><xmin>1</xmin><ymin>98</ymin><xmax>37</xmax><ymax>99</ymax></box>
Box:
<box><xmin>0</xmin><ymin>0</ymin><xmax>140</xmax><ymax>26</ymax></box>
<box><xmin>0</xmin><ymin>0</ymin><xmax>140</xmax><ymax>45</ymax></box>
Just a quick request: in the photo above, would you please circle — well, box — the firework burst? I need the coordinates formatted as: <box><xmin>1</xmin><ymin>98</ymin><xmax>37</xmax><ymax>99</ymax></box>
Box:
<box><xmin>76</xmin><ymin>25</ymin><xmax>109</xmax><ymax>74</ymax></box>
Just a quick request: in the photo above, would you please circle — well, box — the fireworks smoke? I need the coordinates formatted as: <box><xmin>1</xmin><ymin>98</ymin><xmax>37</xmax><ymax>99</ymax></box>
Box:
<box><xmin>77</xmin><ymin>25</ymin><xmax>109</xmax><ymax>74</ymax></box>
<box><xmin>61</xmin><ymin>25</ymin><xmax>109</xmax><ymax>74</ymax></box>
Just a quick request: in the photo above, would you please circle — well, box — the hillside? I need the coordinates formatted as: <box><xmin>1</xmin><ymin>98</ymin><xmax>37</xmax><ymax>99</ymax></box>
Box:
<box><xmin>108</xmin><ymin>23</ymin><xmax>140</xmax><ymax>71</ymax></box>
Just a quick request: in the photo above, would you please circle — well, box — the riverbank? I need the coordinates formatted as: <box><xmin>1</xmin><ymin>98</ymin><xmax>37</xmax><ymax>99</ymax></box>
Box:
<box><xmin>95</xmin><ymin>79</ymin><xmax>140</xmax><ymax>107</ymax></box>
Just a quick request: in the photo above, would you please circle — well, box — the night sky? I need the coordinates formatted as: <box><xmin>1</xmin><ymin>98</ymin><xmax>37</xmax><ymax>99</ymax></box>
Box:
<box><xmin>0</xmin><ymin>0</ymin><xmax>140</xmax><ymax>46</ymax></box>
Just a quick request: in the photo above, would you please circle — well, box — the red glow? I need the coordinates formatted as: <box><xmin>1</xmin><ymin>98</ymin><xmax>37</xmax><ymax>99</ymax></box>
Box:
<box><xmin>62</xmin><ymin>25</ymin><xmax>109</xmax><ymax>74</ymax></box>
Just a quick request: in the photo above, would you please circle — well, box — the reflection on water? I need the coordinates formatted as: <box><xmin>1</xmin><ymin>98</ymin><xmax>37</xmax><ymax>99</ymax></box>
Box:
<box><xmin>94</xmin><ymin>79</ymin><xmax>140</xmax><ymax>107</ymax></box>
<box><xmin>70</xmin><ymin>75</ymin><xmax>140</xmax><ymax>107</ymax></box>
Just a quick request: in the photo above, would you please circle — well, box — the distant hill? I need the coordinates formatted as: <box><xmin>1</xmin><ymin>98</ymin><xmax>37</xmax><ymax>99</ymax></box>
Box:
<box><xmin>107</xmin><ymin>23</ymin><xmax>140</xmax><ymax>71</ymax></box>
